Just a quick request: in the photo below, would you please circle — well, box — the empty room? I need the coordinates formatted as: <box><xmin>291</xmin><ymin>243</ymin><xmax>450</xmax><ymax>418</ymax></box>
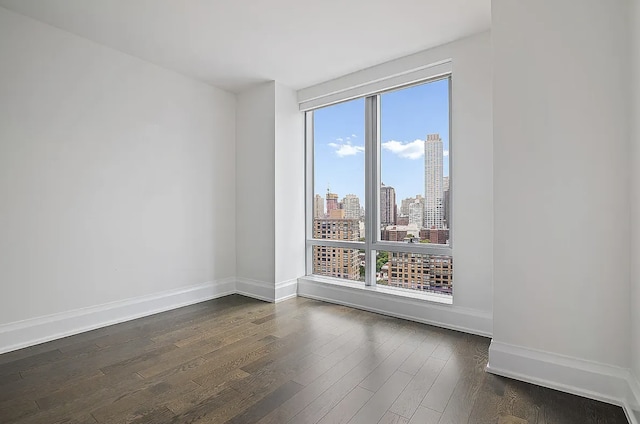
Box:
<box><xmin>0</xmin><ymin>0</ymin><xmax>639</xmax><ymax>423</ymax></box>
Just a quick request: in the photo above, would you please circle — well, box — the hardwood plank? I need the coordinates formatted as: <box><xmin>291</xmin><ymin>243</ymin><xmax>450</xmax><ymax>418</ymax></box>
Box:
<box><xmin>88</xmin><ymin>378</ymin><xmax>200</xmax><ymax>424</ymax></box>
<box><xmin>0</xmin><ymin>398</ymin><xmax>39</xmax><ymax>423</ymax></box>
<box><xmin>225</xmin><ymin>380</ymin><xmax>304</xmax><ymax>424</ymax></box>
<box><xmin>273</xmin><ymin>342</ymin><xmax>387</xmax><ymax>424</ymax></box>
<box><xmin>430</xmin><ymin>340</ymin><xmax>457</xmax><ymax>361</ymax></box>
<box><xmin>407</xmin><ymin>406</ymin><xmax>441</xmax><ymax>424</ymax></box>
<box><xmin>0</xmin><ymin>349</ymin><xmax>64</xmax><ymax>377</ymax></box>
<box><xmin>420</xmin><ymin>354</ymin><xmax>462</xmax><ymax>413</ymax></box>
<box><xmin>314</xmin><ymin>386</ymin><xmax>374</xmax><ymax>424</ymax></box>
<box><xmin>397</xmin><ymin>337</ymin><xmax>438</xmax><ymax>376</ymax></box>
<box><xmin>377</xmin><ymin>411</ymin><xmax>410</xmax><ymax>424</ymax></box>
<box><xmin>388</xmin><ymin>356</ymin><xmax>446</xmax><ymax>419</ymax></box>
<box><xmin>348</xmin><ymin>371</ymin><xmax>413</xmax><ymax>424</ymax></box>
<box><xmin>438</xmin><ymin>337</ymin><xmax>489</xmax><ymax>423</ymax></box>
<box><xmin>0</xmin><ymin>295</ymin><xmax>628</xmax><ymax>424</ymax></box>
<box><xmin>358</xmin><ymin>342</ymin><xmax>417</xmax><ymax>392</ymax></box>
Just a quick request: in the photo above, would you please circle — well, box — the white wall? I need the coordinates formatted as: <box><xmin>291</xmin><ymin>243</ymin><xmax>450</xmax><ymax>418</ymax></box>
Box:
<box><xmin>0</xmin><ymin>7</ymin><xmax>236</xmax><ymax>325</ymax></box>
<box><xmin>632</xmin><ymin>0</ymin><xmax>640</xmax><ymax>392</ymax></box>
<box><xmin>274</xmin><ymin>83</ymin><xmax>305</xmax><ymax>288</ymax></box>
<box><xmin>297</xmin><ymin>32</ymin><xmax>494</xmax><ymax>334</ymax></box>
<box><xmin>236</xmin><ymin>83</ymin><xmax>276</xmax><ymax>285</ymax></box>
<box><xmin>236</xmin><ymin>82</ymin><xmax>305</xmax><ymax>301</ymax></box>
<box><xmin>492</xmin><ymin>0</ymin><xmax>630</xmax><ymax>369</ymax></box>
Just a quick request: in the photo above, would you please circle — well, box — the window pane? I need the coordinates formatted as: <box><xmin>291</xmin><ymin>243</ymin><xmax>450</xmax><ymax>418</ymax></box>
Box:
<box><xmin>312</xmin><ymin>245</ymin><xmax>364</xmax><ymax>282</ymax></box>
<box><xmin>312</xmin><ymin>98</ymin><xmax>365</xmax><ymax>241</ymax></box>
<box><xmin>377</xmin><ymin>251</ymin><xmax>453</xmax><ymax>295</ymax></box>
<box><xmin>379</xmin><ymin>79</ymin><xmax>450</xmax><ymax>245</ymax></box>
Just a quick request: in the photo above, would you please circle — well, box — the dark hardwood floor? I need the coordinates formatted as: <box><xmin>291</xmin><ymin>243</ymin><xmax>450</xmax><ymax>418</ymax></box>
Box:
<box><xmin>0</xmin><ymin>295</ymin><xmax>627</xmax><ymax>424</ymax></box>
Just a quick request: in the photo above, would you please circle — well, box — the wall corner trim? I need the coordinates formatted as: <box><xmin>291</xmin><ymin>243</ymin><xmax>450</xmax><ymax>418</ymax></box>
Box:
<box><xmin>275</xmin><ymin>278</ymin><xmax>298</xmax><ymax>303</ymax></box>
<box><xmin>487</xmin><ymin>340</ymin><xmax>639</xmax><ymax>423</ymax></box>
<box><xmin>235</xmin><ymin>277</ymin><xmax>276</xmax><ymax>303</ymax></box>
<box><xmin>0</xmin><ymin>278</ymin><xmax>236</xmax><ymax>355</ymax></box>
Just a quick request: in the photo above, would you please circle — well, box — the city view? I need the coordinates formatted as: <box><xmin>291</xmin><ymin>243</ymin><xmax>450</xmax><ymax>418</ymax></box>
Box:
<box><xmin>311</xmin><ymin>79</ymin><xmax>453</xmax><ymax>295</ymax></box>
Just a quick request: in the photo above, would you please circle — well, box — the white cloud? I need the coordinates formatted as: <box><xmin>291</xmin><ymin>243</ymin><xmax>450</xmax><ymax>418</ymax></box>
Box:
<box><xmin>336</xmin><ymin>137</ymin><xmax>343</xmax><ymax>142</ymax></box>
<box><xmin>443</xmin><ymin>150</ymin><xmax>449</xmax><ymax>156</ymax></box>
<box><xmin>328</xmin><ymin>141</ymin><xmax>365</xmax><ymax>157</ymax></box>
<box><xmin>352</xmin><ymin>134</ymin><xmax>357</xmax><ymax>138</ymax></box>
<box><xmin>381</xmin><ymin>139</ymin><xmax>425</xmax><ymax>159</ymax></box>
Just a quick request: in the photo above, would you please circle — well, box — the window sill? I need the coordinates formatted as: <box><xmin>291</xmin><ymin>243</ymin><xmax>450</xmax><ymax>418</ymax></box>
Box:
<box><xmin>299</xmin><ymin>274</ymin><xmax>453</xmax><ymax>305</ymax></box>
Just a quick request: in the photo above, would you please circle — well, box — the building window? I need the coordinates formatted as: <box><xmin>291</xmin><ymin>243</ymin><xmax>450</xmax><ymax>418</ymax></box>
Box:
<box><xmin>305</xmin><ymin>77</ymin><xmax>452</xmax><ymax>296</ymax></box>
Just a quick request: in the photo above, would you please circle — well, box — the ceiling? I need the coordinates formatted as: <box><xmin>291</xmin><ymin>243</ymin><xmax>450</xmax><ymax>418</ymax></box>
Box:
<box><xmin>0</xmin><ymin>0</ymin><xmax>491</xmax><ymax>93</ymax></box>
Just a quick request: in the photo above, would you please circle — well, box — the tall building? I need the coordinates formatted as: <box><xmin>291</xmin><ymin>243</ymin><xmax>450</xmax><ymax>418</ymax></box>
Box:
<box><xmin>326</xmin><ymin>190</ymin><xmax>339</xmax><ymax>215</ymax></box>
<box><xmin>380</xmin><ymin>184</ymin><xmax>396</xmax><ymax>226</ymax></box>
<box><xmin>409</xmin><ymin>200</ymin><xmax>424</xmax><ymax>227</ymax></box>
<box><xmin>342</xmin><ymin>194</ymin><xmax>361</xmax><ymax>220</ymax></box>
<box><xmin>443</xmin><ymin>176</ymin><xmax>450</xmax><ymax>229</ymax></box>
<box><xmin>313</xmin><ymin>194</ymin><xmax>324</xmax><ymax>218</ymax></box>
<box><xmin>424</xmin><ymin>134</ymin><xmax>444</xmax><ymax>229</ymax></box>
<box><xmin>312</xmin><ymin>218</ymin><xmax>360</xmax><ymax>280</ymax></box>
<box><xmin>400</xmin><ymin>195</ymin><xmax>424</xmax><ymax>216</ymax></box>
<box><xmin>400</xmin><ymin>197</ymin><xmax>414</xmax><ymax>216</ymax></box>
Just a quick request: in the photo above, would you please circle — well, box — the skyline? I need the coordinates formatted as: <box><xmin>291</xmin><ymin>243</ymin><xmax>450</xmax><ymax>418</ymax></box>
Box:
<box><xmin>313</xmin><ymin>78</ymin><xmax>450</xmax><ymax>206</ymax></box>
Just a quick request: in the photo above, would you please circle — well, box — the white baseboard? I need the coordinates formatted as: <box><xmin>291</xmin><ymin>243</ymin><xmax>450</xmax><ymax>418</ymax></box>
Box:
<box><xmin>297</xmin><ymin>276</ymin><xmax>492</xmax><ymax>337</ymax></box>
<box><xmin>235</xmin><ymin>278</ymin><xmax>275</xmax><ymax>303</ymax></box>
<box><xmin>487</xmin><ymin>340</ymin><xmax>638</xmax><ymax>423</ymax></box>
<box><xmin>0</xmin><ymin>278</ymin><xmax>236</xmax><ymax>355</ymax></box>
<box><xmin>275</xmin><ymin>278</ymin><xmax>298</xmax><ymax>303</ymax></box>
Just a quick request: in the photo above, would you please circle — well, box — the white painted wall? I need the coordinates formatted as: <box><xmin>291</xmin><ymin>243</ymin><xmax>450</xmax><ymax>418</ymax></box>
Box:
<box><xmin>632</xmin><ymin>0</ymin><xmax>640</xmax><ymax>388</ymax></box>
<box><xmin>0</xmin><ymin>7</ymin><xmax>236</xmax><ymax>325</ymax></box>
<box><xmin>236</xmin><ymin>82</ymin><xmax>305</xmax><ymax>300</ymax></box>
<box><xmin>236</xmin><ymin>83</ymin><xmax>276</xmax><ymax>285</ymax></box>
<box><xmin>274</xmin><ymin>83</ymin><xmax>305</xmax><ymax>287</ymax></box>
<box><xmin>492</xmin><ymin>0</ymin><xmax>630</xmax><ymax>367</ymax></box>
<box><xmin>297</xmin><ymin>32</ymin><xmax>494</xmax><ymax>329</ymax></box>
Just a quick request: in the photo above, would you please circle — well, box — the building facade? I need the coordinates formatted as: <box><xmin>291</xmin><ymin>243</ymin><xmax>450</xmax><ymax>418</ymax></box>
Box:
<box><xmin>380</xmin><ymin>184</ymin><xmax>396</xmax><ymax>226</ymax></box>
<box><xmin>326</xmin><ymin>191</ymin><xmax>339</xmax><ymax>215</ymax></box>
<box><xmin>424</xmin><ymin>134</ymin><xmax>444</xmax><ymax>229</ymax></box>
<box><xmin>312</xmin><ymin>218</ymin><xmax>360</xmax><ymax>280</ymax></box>
<box><xmin>342</xmin><ymin>194</ymin><xmax>361</xmax><ymax>220</ymax></box>
<box><xmin>313</xmin><ymin>194</ymin><xmax>325</xmax><ymax>218</ymax></box>
<box><xmin>384</xmin><ymin>252</ymin><xmax>453</xmax><ymax>293</ymax></box>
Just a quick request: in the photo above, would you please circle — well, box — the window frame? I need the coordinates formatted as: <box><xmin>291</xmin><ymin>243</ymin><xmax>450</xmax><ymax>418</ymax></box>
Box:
<box><xmin>305</xmin><ymin>75</ymin><xmax>453</xmax><ymax>289</ymax></box>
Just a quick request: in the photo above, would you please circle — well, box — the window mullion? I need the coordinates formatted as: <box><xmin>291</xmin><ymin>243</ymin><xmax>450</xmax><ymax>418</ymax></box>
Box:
<box><xmin>364</xmin><ymin>95</ymin><xmax>379</xmax><ymax>286</ymax></box>
<box><xmin>305</xmin><ymin>111</ymin><xmax>314</xmax><ymax>275</ymax></box>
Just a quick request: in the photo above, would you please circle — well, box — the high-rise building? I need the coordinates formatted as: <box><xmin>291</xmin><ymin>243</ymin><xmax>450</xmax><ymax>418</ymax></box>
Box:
<box><xmin>312</xmin><ymin>218</ymin><xmax>360</xmax><ymax>280</ymax></box>
<box><xmin>400</xmin><ymin>197</ymin><xmax>414</xmax><ymax>216</ymax></box>
<box><xmin>313</xmin><ymin>194</ymin><xmax>325</xmax><ymax>218</ymax></box>
<box><xmin>424</xmin><ymin>134</ymin><xmax>444</xmax><ymax>229</ymax></box>
<box><xmin>328</xmin><ymin>208</ymin><xmax>345</xmax><ymax>219</ymax></box>
<box><xmin>342</xmin><ymin>194</ymin><xmax>361</xmax><ymax>220</ymax></box>
<box><xmin>401</xmin><ymin>195</ymin><xmax>424</xmax><ymax>216</ymax></box>
<box><xmin>380</xmin><ymin>184</ymin><xmax>396</xmax><ymax>226</ymax></box>
<box><xmin>409</xmin><ymin>200</ymin><xmax>424</xmax><ymax>227</ymax></box>
<box><xmin>442</xmin><ymin>177</ymin><xmax>450</xmax><ymax>228</ymax></box>
<box><xmin>326</xmin><ymin>190</ymin><xmax>339</xmax><ymax>215</ymax></box>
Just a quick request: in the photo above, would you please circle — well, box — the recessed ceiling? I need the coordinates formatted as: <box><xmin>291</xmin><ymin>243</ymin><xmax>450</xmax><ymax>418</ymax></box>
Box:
<box><xmin>0</xmin><ymin>0</ymin><xmax>490</xmax><ymax>93</ymax></box>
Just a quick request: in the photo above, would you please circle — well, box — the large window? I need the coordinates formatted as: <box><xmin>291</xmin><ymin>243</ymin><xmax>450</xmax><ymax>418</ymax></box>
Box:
<box><xmin>305</xmin><ymin>77</ymin><xmax>452</xmax><ymax>297</ymax></box>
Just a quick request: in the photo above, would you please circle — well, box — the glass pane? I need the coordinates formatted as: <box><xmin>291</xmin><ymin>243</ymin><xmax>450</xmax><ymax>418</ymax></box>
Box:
<box><xmin>313</xmin><ymin>98</ymin><xmax>365</xmax><ymax>241</ymax></box>
<box><xmin>377</xmin><ymin>251</ymin><xmax>453</xmax><ymax>295</ymax></box>
<box><xmin>379</xmin><ymin>79</ymin><xmax>450</xmax><ymax>245</ymax></box>
<box><xmin>312</xmin><ymin>245</ymin><xmax>364</xmax><ymax>282</ymax></box>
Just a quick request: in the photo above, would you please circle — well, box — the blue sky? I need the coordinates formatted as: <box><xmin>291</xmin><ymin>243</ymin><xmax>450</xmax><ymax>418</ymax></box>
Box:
<box><xmin>313</xmin><ymin>78</ymin><xmax>450</xmax><ymax>208</ymax></box>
